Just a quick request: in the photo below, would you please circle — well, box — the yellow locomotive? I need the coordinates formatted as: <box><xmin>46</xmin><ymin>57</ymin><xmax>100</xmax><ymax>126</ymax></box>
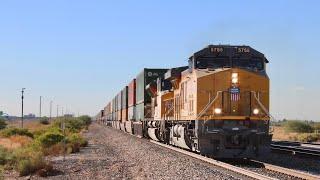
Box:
<box><xmin>99</xmin><ymin>45</ymin><xmax>272</xmax><ymax>158</ymax></box>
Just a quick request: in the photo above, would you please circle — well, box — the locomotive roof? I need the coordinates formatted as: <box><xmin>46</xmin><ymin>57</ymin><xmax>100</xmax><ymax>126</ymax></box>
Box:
<box><xmin>189</xmin><ymin>45</ymin><xmax>269</xmax><ymax>63</ymax></box>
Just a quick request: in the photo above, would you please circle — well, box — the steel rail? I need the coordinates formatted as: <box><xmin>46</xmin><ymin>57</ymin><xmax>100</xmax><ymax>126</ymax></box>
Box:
<box><xmin>271</xmin><ymin>144</ymin><xmax>320</xmax><ymax>157</ymax></box>
<box><xmin>150</xmin><ymin>140</ymin><xmax>276</xmax><ymax>180</ymax></box>
<box><xmin>250</xmin><ymin>160</ymin><xmax>320</xmax><ymax>180</ymax></box>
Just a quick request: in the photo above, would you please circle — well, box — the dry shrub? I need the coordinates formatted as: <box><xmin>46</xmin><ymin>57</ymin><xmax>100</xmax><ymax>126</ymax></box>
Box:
<box><xmin>43</xmin><ymin>142</ymin><xmax>80</xmax><ymax>156</ymax></box>
<box><xmin>1</xmin><ymin>128</ymin><xmax>33</xmax><ymax>138</ymax></box>
<box><xmin>0</xmin><ymin>146</ymin><xmax>14</xmax><ymax>166</ymax></box>
<box><xmin>43</xmin><ymin>143</ymin><xmax>65</xmax><ymax>156</ymax></box>
<box><xmin>36</xmin><ymin>163</ymin><xmax>54</xmax><ymax>177</ymax></box>
<box><xmin>39</xmin><ymin>117</ymin><xmax>50</xmax><ymax>125</ymax></box>
<box><xmin>10</xmin><ymin>136</ymin><xmax>32</xmax><ymax>147</ymax></box>
<box><xmin>68</xmin><ymin>133</ymin><xmax>88</xmax><ymax>147</ymax></box>
<box><xmin>69</xmin><ymin>143</ymin><xmax>80</xmax><ymax>153</ymax></box>
<box><xmin>0</xmin><ymin>138</ymin><xmax>21</xmax><ymax>150</ymax></box>
<box><xmin>15</xmin><ymin>150</ymin><xmax>46</xmax><ymax>176</ymax></box>
<box><xmin>297</xmin><ymin>133</ymin><xmax>320</xmax><ymax>142</ymax></box>
<box><xmin>67</xmin><ymin>133</ymin><xmax>88</xmax><ymax>153</ymax></box>
<box><xmin>36</xmin><ymin>132</ymin><xmax>64</xmax><ymax>148</ymax></box>
<box><xmin>284</xmin><ymin>121</ymin><xmax>313</xmax><ymax>133</ymax></box>
<box><xmin>24</xmin><ymin>121</ymin><xmax>50</xmax><ymax>132</ymax></box>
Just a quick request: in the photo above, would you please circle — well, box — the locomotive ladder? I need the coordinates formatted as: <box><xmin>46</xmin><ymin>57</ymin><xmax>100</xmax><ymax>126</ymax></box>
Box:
<box><xmin>251</xmin><ymin>91</ymin><xmax>276</xmax><ymax>133</ymax></box>
<box><xmin>196</xmin><ymin>91</ymin><xmax>223</xmax><ymax>121</ymax></box>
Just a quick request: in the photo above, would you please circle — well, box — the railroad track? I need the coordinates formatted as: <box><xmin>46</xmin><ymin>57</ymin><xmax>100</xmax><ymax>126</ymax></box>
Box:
<box><xmin>150</xmin><ymin>140</ymin><xmax>320</xmax><ymax>180</ymax></box>
<box><xmin>271</xmin><ymin>141</ymin><xmax>320</xmax><ymax>158</ymax></box>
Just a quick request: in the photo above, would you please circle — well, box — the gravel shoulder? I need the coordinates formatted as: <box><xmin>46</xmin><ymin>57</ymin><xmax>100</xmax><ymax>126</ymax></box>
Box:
<box><xmin>26</xmin><ymin>123</ymin><xmax>250</xmax><ymax>180</ymax></box>
<box><xmin>4</xmin><ymin>123</ymin><xmax>319</xmax><ymax>180</ymax></box>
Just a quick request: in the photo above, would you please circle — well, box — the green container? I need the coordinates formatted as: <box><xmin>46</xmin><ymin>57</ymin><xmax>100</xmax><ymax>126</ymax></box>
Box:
<box><xmin>135</xmin><ymin>68</ymin><xmax>168</xmax><ymax>121</ymax></box>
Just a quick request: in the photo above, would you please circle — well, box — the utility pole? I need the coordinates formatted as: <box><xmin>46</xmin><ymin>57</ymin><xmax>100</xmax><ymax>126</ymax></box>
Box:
<box><xmin>49</xmin><ymin>101</ymin><xmax>52</xmax><ymax>121</ymax></box>
<box><xmin>56</xmin><ymin>105</ymin><xmax>59</xmax><ymax>117</ymax></box>
<box><xmin>39</xmin><ymin>96</ymin><xmax>42</xmax><ymax>118</ymax></box>
<box><xmin>62</xmin><ymin>107</ymin><xmax>64</xmax><ymax>117</ymax></box>
<box><xmin>62</xmin><ymin>114</ymin><xmax>66</xmax><ymax>161</ymax></box>
<box><xmin>21</xmin><ymin>88</ymin><xmax>25</xmax><ymax>128</ymax></box>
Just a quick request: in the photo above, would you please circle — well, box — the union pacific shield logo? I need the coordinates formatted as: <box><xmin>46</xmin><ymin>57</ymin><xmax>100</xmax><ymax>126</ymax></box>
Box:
<box><xmin>230</xmin><ymin>87</ymin><xmax>240</xmax><ymax>101</ymax></box>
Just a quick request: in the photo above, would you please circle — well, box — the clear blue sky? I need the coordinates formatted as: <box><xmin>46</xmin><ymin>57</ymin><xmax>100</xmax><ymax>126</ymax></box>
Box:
<box><xmin>0</xmin><ymin>0</ymin><xmax>319</xmax><ymax>120</ymax></box>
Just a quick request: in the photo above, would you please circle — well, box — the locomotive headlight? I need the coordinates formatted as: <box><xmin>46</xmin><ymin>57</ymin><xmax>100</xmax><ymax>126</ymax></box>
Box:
<box><xmin>253</xmin><ymin>108</ymin><xmax>259</xmax><ymax>115</ymax></box>
<box><xmin>214</xmin><ymin>108</ymin><xmax>222</xmax><ymax>114</ymax></box>
<box><xmin>232</xmin><ymin>78</ymin><xmax>238</xmax><ymax>84</ymax></box>
<box><xmin>232</xmin><ymin>73</ymin><xmax>238</xmax><ymax>78</ymax></box>
<box><xmin>231</xmin><ymin>73</ymin><xmax>238</xmax><ymax>84</ymax></box>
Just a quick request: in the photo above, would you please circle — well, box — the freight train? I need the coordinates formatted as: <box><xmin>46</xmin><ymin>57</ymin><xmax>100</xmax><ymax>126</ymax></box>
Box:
<box><xmin>97</xmin><ymin>45</ymin><xmax>272</xmax><ymax>158</ymax></box>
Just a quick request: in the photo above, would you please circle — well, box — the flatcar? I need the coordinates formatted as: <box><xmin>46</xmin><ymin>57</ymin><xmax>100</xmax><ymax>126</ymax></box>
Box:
<box><xmin>97</xmin><ymin>45</ymin><xmax>272</xmax><ymax>158</ymax></box>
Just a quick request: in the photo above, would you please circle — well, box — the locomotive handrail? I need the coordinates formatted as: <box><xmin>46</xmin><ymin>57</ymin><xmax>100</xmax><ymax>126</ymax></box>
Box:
<box><xmin>251</xmin><ymin>91</ymin><xmax>275</xmax><ymax>133</ymax></box>
<box><xmin>164</xmin><ymin>104</ymin><xmax>175</xmax><ymax>119</ymax></box>
<box><xmin>251</xmin><ymin>91</ymin><xmax>275</xmax><ymax>121</ymax></box>
<box><xmin>195</xmin><ymin>91</ymin><xmax>223</xmax><ymax>121</ymax></box>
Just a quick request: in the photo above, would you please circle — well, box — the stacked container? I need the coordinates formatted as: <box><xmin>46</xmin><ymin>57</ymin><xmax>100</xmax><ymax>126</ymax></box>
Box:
<box><xmin>120</xmin><ymin>87</ymin><xmax>128</xmax><ymax>131</ymax></box>
<box><xmin>103</xmin><ymin>105</ymin><xmax>107</xmax><ymax>124</ymax></box>
<box><xmin>126</xmin><ymin>79</ymin><xmax>136</xmax><ymax>134</ymax></box>
<box><xmin>112</xmin><ymin>98</ymin><xmax>116</xmax><ymax>127</ymax></box>
<box><xmin>135</xmin><ymin>68</ymin><xmax>168</xmax><ymax>121</ymax></box>
<box><xmin>97</xmin><ymin>110</ymin><xmax>104</xmax><ymax>124</ymax></box>
<box><xmin>116</xmin><ymin>92</ymin><xmax>122</xmax><ymax>129</ymax></box>
<box><xmin>108</xmin><ymin>102</ymin><xmax>111</xmax><ymax>125</ymax></box>
<box><xmin>134</xmin><ymin>68</ymin><xmax>168</xmax><ymax>136</ymax></box>
<box><xmin>128</xmin><ymin>79</ymin><xmax>136</xmax><ymax>121</ymax></box>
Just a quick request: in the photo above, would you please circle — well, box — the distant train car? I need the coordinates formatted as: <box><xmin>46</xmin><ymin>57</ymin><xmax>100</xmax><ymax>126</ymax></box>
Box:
<box><xmin>126</xmin><ymin>79</ymin><xmax>136</xmax><ymax>134</ymax></box>
<box><xmin>121</xmin><ymin>86</ymin><xmax>128</xmax><ymax>132</ymax></box>
<box><xmin>100</xmin><ymin>45</ymin><xmax>272</xmax><ymax>158</ymax></box>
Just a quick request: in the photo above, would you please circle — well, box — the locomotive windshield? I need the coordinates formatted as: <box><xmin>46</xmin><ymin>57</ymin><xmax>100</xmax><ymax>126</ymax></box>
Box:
<box><xmin>195</xmin><ymin>57</ymin><xmax>264</xmax><ymax>71</ymax></box>
<box><xmin>196</xmin><ymin>57</ymin><xmax>230</xmax><ymax>69</ymax></box>
<box><xmin>232</xmin><ymin>58</ymin><xmax>264</xmax><ymax>71</ymax></box>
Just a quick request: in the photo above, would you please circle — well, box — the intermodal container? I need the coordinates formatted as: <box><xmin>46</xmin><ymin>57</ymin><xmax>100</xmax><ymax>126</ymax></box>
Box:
<box><xmin>128</xmin><ymin>106</ymin><xmax>135</xmax><ymax>120</ymax></box>
<box><xmin>100</xmin><ymin>110</ymin><xmax>104</xmax><ymax>119</ymax></box>
<box><xmin>112</xmin><ymin>98</ymin><xmax>116</xmax><ymax>113</ymax></box>
<box><xmin>114</xmin><ymin>96</ymin><xmax>118</xmax><ymax>112</ymax></box>
<box><xmin>104</xmin><ymin>106</ymin><xmax>108</xmax><ymax>119</ymax></box>
<box><xmin>121</xmin><ymin>86</ymin><xmax>128</xmax><ymax>122</ymax></box>
<box><xmin>121</xmin><ymin>86</ymin><xmax>128</xmax><ymax>110</ymax></box>
<box><xmin>117</xmin><ymin>92</ymin><xmax>122</xmax><ymax>112</ymax></box>
<box><xmin>128</xmin><ymin>79</ymin><xmax>136</xmax><ymax>107</ymax></box>
<box><xmin>121</xmin><ymin>109</ymin><xmax>127</xmax><ymax>122</ymax></box>
<box><xmin>117</xmin><ymin>110</ymin><xmax>122</xmax><ymax>121</ymax></box>
<box><xmin>135</xmin><ymin>68</ymin><xmax>168</xmax><ymax>121</ymax></box>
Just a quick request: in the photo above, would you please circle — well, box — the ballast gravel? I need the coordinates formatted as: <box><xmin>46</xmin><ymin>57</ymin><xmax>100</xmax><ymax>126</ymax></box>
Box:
<box><xmin>40</xmin><ymin>123</ymin><xmax>249</xmax><ymax>180</ymax></box>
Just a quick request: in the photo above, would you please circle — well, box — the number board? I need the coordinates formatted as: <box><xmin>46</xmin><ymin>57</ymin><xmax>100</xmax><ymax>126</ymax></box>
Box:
<box><xmin>211</xmin><ymin>47</ymin><xmax>223</xmax><ymax>53</ymax></box>
<box><xmin>237</xmin><ymin>47</ymin><xmax>250</xmax><ymax>53</ymax></box>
